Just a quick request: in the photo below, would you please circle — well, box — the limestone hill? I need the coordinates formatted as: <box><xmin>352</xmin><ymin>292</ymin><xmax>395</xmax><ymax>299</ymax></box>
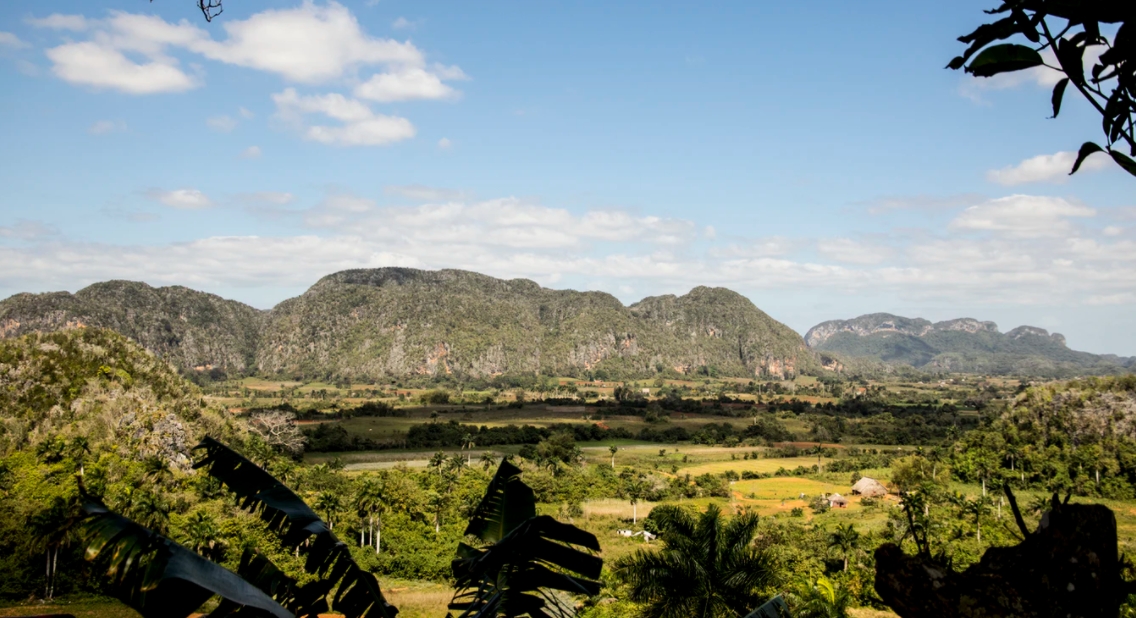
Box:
<box><xmin>805</xmin><ymin>313</ymin><xmax>1134</xmax><ymax>377</ymax></box>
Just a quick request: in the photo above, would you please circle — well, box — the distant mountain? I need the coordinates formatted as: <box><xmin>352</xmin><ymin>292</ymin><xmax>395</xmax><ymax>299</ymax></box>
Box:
<box><xmin>805</xmin><ymin>313</ymin><xmax>1134</xmax><ymax>377</ymax></box>
<box><xmin>0</xmin><ymin>281</ymin><xmax>265</xmax><ymax>374</ymax></box>
<box><xmin>0</xmin><ymin>268</ymin><xmax>821</xmax><ymax>380</ymax></box>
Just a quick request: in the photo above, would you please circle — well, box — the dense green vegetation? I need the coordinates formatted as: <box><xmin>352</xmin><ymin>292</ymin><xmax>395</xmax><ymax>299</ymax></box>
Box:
<box><xmin>2</xmin><ymin>327</ymin><xmax>1135</xmax><ymax>617</ymax></box>
<box><xmin>0</xmin><ymin>268</ymin><xmax>819</xmax><ymax>383</ymax></box>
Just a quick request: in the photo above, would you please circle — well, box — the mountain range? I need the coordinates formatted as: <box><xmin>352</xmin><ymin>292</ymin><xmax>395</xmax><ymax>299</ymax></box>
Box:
<box><xmin>805</xmin><ymin>313</ymin><xmax>1135</xmax><ymax>376</ymax></box>
<box><xmin>0</xmin><ymin>269</ymin><xmax>1131</xmax><ymax>380</ymax></box>
<box><xmin>0</xmin><ymin>268</ymin><xmax>822</xmax><ymax>381</ymax></box>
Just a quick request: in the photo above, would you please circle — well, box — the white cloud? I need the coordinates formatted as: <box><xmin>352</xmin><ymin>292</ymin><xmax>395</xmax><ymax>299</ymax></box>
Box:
<box><xmin>44</xmin><ymin>41</ymin><xmax>198</xmax><ymax>94</ymax></box>
<box><xmin>146</xmin><ymin>188</ymin><xmax>214</xmax><ymax>210</ymax></box>
<box><xmin>0</xmin><ymin>32</ymin><xmax>29</xmax><ymax>48</ymax></box>
<box><xmin>987</xmin><ymin>150</ymin><xmax>1111</xmax><ymax>185</ymax></box>
<box><xmin>355</xmin><ymin>67</ymin><xmax>461</xmax><ymax>102</ymax></box>
<box><xmin>241</xmin><ymin>145</ymin><xmax>263</xmax><ymax>159</ymax></box>
<box><xmin>239</xmin><ymin>107</ymin><xmax>255</xmax><ymax>119</ymax></box>
<box><xmin>30</xmin><ymin>3</ymin><xmax>452</xmax><ymax>94</ymax></box>
<box><xmin>437</xmin><ymin>137</ymin><xmax>453</xmax><ymax>150</ymax></box>
<box><xmin>26</xmin><ymin>14</ymin><xmax>90</xmax><ymax>31</ymax></box>
<box><xmin>391</xmin><ymin>17</ymin><xmax>414</xmax><ymax>30</ymax></box>
<box><xmin>189</xmin><ymin>1</ymin><xmax>423</xmax><ymax>83</ymax></box>
<box><xmin>207</xmin><ymin>114</ymin><xmax>239</xmax><ymax>132</ymax></box>
<box><xmin>272</xmin><ymin>88</ymin><xmax>415</xmax><ymax>146</ymax></box>
<box><xmin>88</xmin><ymin>119</ymin><xmax>126</xmax><ymax>135</ymax></box>
<box><xmin>384</xmin><ymin>185</ymin><xmax>466</xmax><ymax>201</ymax></box>
<box><xmin>950</xmin><ymin>195</ymin><xmax>1095</xmax><ymax>237</ymax></box>
<box><xmin>817</xmin><ymin>238</ymin><xmax>892</xmax><ymax>265</ymax></box>
<box><xmin>1104</xmin><ymin>226</ymin><xmax>1124</xmax><ymax>237</ymax></box>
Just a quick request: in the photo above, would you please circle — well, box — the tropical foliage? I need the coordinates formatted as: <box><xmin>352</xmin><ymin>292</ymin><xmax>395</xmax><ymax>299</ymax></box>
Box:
<box><xmin>614</xmin><ymin>504</ymin><xmax>774</xmax><ymax>618</ymax></box>
<box><xmin>948</xmin><ymin>1</ymin><xmax>1136</xmax><ymax>178</ymax></box>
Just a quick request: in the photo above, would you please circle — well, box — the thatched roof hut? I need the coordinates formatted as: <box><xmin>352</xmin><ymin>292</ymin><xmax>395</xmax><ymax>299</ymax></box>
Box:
<box><xmin>852</xmin><ymin>477</ymin><xmax>888</xmax><ymax>497</ymax></box>
<box><xmin>828</xmin><ymin>493</ymin><xmax>848</xmax><ymax>508</ymax></box>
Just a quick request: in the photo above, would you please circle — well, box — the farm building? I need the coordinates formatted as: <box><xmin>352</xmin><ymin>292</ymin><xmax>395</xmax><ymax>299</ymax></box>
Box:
<box><xmin>851</xmin><ymin>477</ymin><xmax>888</xmax><ymax>497</ymax></box>
<box><xmin>827</xmin><ymin>493</ymin><xmax>848</xmax><ymax>508</ymax></box>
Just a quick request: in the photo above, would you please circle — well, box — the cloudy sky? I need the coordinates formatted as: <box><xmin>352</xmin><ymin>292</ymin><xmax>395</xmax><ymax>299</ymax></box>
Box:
<box><xmin>1</xmin><ymin>1</ymin><xmax>1134</xmax><ymax>354</ymax></box>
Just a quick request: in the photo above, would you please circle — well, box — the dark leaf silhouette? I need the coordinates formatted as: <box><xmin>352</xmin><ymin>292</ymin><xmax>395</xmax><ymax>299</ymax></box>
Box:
<box><xmin>193</xmin><ymin>436</ymin><xmax>398</xmax><ymax>618</ymax></box>
<box><xmin>965</xmin><ymin>44</ymin><xmax>1043</xmax><ymax>77</ymax></box>
<box><xmin>73</xmin><ymin>495</ymin><xmax>290</xmax><ymax>618</ymax></box>
<box><xmin>449</xmin><ymin>461</ymin><xmax>602</xmax><ymax>618</ymax></box>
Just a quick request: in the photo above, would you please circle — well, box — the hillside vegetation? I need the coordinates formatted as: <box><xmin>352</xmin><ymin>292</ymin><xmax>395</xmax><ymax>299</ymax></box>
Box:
<box><xmin>1</xmin><ymin>268</ymin><xmax>819</xmax><ymax>382</ymax></box>
<box><xmin>806</xmin><ymin>313</ymin><xmax>1133</xmax><ymax>377</ymax></box>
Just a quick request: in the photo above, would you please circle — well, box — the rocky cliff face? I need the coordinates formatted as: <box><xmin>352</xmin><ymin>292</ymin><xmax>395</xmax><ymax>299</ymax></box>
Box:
<box><xmin>0</xmin><ymin>269</ymin><xmax>818</xmax><ymax>380</ymax></box>
<box><xmin>805</xmin><ymin>313</ymin><xmax>1132</xmax><ymax>377</ymax></box>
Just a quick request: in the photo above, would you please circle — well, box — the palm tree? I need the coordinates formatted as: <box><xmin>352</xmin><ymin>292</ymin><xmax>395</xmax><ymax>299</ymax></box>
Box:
<box><xmin>609</xmin><ymin>444</ymin><xmax>618</xmax><ymax>469</ymax></box>
<box><xmin>953</xmin><ymin>493</ymin><xmax>992</xmax><ymax>543</ymax></box>
<box><xmin>315</xmin><ymin>491</ymin><xmax>344</xmax><ymax>530</ymax></box>
<box><xmin>827</xmin><ymin>523</ymin><xmax>860</xmax><ymax>572</ymax></box>
<box><xmin>462</xmin><ymin>433</ymin><xmax>475</xmax><ymax>464</ymax></box>
<box><xmin>429</xmin><ymin>451</ymin><xmax>446</xmax><ymax>478</ymax></box>
<box><xmin>184</xmin><ymin>511</ymin><xmax>222</xmax><ymax>560</ymax></box>
<box><xmin>615</xmin><ymin>504</ymin><xmax>773</xmax><ymax>618</ymax></box>
<box><xmin>354</xmin><ymin>477</ymin><xmax>384</xmax><ymax>553</ymax></box>
<box><xmin>787</xmin><ymin>577</ymin><xmax>850</xmax><ymax>618</ymax></box>
<box><xmin>479</xmin><ymin>451</ymin><xmax>497</xmax><ymax>471</ymax></box>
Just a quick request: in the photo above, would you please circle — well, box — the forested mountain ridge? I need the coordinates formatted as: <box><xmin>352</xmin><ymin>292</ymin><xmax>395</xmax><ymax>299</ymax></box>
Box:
<box><xmin>0</xmin><ymin>280</ymin><xmax>265</xmax><ymax>374</ymax></box>
<box><xmin>805</xmin><ymin>312</ymin><xmax>1134</xmax><ymax>377</ymax></box>
<box><xmin>0</xmin><ymin>268</ymin><xmax>821</xmax><ymax>381</ymax></box>
<box><xmin>258</xmin><ymin>268</ymin><xmax>820</xmax><ymax>380</ymax></box>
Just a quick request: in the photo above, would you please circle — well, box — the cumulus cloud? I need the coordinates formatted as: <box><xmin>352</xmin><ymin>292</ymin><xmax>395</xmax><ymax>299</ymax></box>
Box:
<box><xmin>987</xmin><ymin>150</ymin><xmax>1111</xmax><ymax>185</ymax></box>
<box><xmin>190</xmin><ymin>1</ymin><xmax>422</xmax><ymax>82</ymax></box>
<box><xmin>272</xmin><ymin>87</ymin><xmax>415</xmax><ymax>146</ymax></box>
<box><xmin>5</xmin><ymin>189</ymin><xmax>1136</xmax><ymax>325</ymax></box>
<box><xmin>950</xmin><ymin>195</ymin><xmax>1095</xmax><ymax>238</ymax></box>
<box><xmin>240</xmin><ymin>145</ymin><xmax>263</xmax><ymax>159</ymax></box>
<box><xmin>44</xmin><ymin>41</ymin><xmax>199</xmax><ymax>94</ymax></box>
<box><xmin>30</xmin><ymin>3</ymin><xmax>463</xmax><ymax>100</ymax></box>
<box><xmin>437</xmin><ymin>137</ymin><xmax>453</xmax><ymax>150</ymax></box>
<box><xmin>88</xmin><ymin>119</ymin><xmax>127</xmax><ymax>135</ymax></box>
<box><xmin>355</xmin><ymin>67</ymin><xmax>462</xmax><ymax>102</ymax></box>
<box><xmin>146</xmin><ymin>188</ymin><xmax>213</xmax><ymax>209</ymax></box>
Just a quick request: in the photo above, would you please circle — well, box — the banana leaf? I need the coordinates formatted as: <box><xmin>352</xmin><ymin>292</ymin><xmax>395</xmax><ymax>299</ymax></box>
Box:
<box><xmin>193</xmin><ymin>437</ymin><xmax>398</xmax><ymax>618</ymax></box>
<box><xmin>463</xmin><ymin>460</ymin><xmax>536</xmax><ymax>543</ymax></box>
<box><xmin>450</xmin><ymin>461</ymin><xmax>602</xmax><ymax>618</ymax></box>
<box><xmin>74</xmin><ymin>497</ymin><xmax>290</xmax><ymax>618</ymax></box>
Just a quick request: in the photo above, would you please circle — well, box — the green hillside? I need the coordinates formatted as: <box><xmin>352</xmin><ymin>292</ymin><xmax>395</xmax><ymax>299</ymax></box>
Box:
<box><xmin>0</xmin><ymin>280</ymin><xmax>264</xmax><ymax>375</ymax></box>
<box><xmin>0</xmin><ymin>268</ymin><xmax>817</xmax><ymax>381</ymax></box>
<box><xmin>805</xmin><ymin>313</ymin><xmax>1134</xmax><ymax>377</ymax></box>
<box><xmin>257</xmin><ymin>268</ymin><xmax>818</xmax><ymax>380</ymax></box>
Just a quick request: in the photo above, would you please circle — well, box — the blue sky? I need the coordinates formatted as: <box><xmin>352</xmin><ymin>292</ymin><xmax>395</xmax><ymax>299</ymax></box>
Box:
<box><xmin>1</xmin><ymin>1</ymin><xmax>1134</xmax><ymax>354</ymax></box>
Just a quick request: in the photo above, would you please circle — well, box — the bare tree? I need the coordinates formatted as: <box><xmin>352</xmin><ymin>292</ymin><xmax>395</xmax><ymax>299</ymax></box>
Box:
<box><xmin>248</xmin><ymin>410</ymin><xmax>306</xmax><ymax>457</ymax></box>
<box><xmin>152</xmin><ymin>1</ymin><xmax>224</xmax><ymax>22</ymax></box>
